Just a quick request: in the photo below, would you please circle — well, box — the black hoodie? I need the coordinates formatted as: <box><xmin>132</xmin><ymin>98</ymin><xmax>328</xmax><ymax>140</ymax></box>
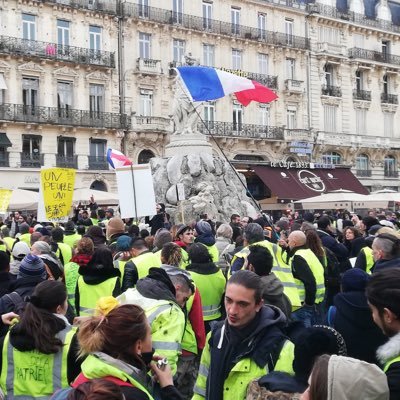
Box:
<box><xmin>329</xmin><ymin>291</ymin><xmax>386</xmax><ymax>364</ymax></box>
<box><xmin>206</xmin><ymin>306</ymin><xmax>289</xmax><ymax>400</ymax></box>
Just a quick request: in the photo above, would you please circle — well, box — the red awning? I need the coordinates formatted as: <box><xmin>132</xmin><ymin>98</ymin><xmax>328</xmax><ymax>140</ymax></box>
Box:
<box><xmin>253</xmin><ymin>166</ymin><xmax>368</xmax><ymax>201</ymax></box>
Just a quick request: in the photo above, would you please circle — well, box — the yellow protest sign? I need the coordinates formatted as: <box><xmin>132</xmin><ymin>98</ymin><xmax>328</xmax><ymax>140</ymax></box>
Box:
<box><xmin>0</xmin><ymin>189</ymin><xmax>12</xmax><ymax>213</ymax></box>
<box><xmin>40</xmin><ymin>168</ymin><xmax>76</xmax><ymax>220</ymax></box>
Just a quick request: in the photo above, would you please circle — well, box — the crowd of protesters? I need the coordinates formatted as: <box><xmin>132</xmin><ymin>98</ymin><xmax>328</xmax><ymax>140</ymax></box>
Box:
<box><xmin>0</xmin><ymin>202</ymin><xmax>398</xmax><ymax>399</ymax></box>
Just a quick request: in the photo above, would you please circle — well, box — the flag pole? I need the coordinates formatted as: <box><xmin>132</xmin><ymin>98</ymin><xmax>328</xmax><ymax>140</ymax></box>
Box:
<box><xmin>175</xmin><ymin>77</ymin><xmax>278</xmax><ymax>239</ymax></box>
<box><xmin>130</xmin><ymin>164</ymin><xmax>138</xmax><ymax>224</ymax></box>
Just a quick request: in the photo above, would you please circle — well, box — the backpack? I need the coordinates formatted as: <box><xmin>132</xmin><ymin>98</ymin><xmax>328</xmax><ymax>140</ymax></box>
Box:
<box><xmin>323</xmin><ymin>247</ymin><xmax>341</xmax><ymax>289</ymax></box>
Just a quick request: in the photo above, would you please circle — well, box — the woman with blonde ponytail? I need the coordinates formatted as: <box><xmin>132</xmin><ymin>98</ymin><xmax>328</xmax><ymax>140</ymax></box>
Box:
<box><xmin>73</xmin><ymin>300</ymin><xmax>183</xmax><ymax>400</ymax></box>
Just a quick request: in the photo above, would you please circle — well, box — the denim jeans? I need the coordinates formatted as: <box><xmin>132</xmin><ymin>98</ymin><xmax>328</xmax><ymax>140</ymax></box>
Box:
<box><xmin>292</xmin><ymin>303</ymin><xmax>324</xmax><ymax>328</ymax></box>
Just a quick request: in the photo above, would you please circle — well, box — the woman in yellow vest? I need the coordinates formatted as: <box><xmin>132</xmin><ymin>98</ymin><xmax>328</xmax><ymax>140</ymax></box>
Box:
<box><xmin>0</xmin><ymin>280</ymin><xmax>81</xmax><ymax>398</ymax></box>
<box><xmin>75</xmin><ymin>246</ymin><xmax>121</xmax><ymax>316</ymax></box>
<box><xmin>75</xmin><ymin>302</ymin><xmax>183</xmax><ymax>400</ymax></box>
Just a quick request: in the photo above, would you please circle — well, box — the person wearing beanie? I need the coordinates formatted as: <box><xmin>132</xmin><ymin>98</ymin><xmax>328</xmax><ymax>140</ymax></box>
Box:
<box><xmin>118</xmin><ymin>267</ymin><xmax>194</xmax><ymax>376</ymax></box>
<box><xmin>153</xmin><ymin>228</ymin><xmax>173</xmax><ymax>253</ymax></box>
<box><xmin>194</xmin><ymin>220</ymin><xmax>219</xmax><ymax>263</ymax></box>
<box><xmin>0</xmin><ymin>254</ymin><xmax>48</xmax><ymax>336</ymax></box>
<box><xmin>31</xmin><ymin>241</ymin><xmax>64</xmax><ymax>281</ymax></box>
<box><xmin>106</xmin><ymin>217</ymin><xmax>126</xmax><ymax>245</ymax></box>
<box><xmin>63</xmin><ymin>220</ymin><xmax>82</xmax><ymax>249</ymax></box>
<box><xmin>303</xmin><ymin>354</ymin><xmax>389</xmax><ymax>400</ymax></box>
<box><xmin>0</xmin><ymin>251</ymin><xmax>14</xmax><ymax>297</ymax></box>
<box><xmin>327</xmin><ymin>268</ymin><xmax>386</xmax><ymax>364</ymax></box>
<box><xmin>17</xmin><ymin>222</ymin><xmax>31</xmax><ymax>246</ymax></box>
<box><xmin>112</xmin><ymin>235</ymin><xmax>133</xmax><ymax>282</ymax></box>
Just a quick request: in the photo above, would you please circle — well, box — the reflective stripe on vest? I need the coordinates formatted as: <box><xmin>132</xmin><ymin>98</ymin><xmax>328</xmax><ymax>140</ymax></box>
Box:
<box><xmin>1</xmin><ymin>326</ymin><xmax>75</xmax><ymax>398</ymax></box>
<box><xmin>202</xmin><ymin>304</ymin><xmax>221</xmax><ymax>318</ymax></box>
<box><xmin>290</xmin><ymin>249</ymin><xmax>325</xmax><ymax>304</ymax></box>
<box><xmin>77</xmin><ymin>276</ymin><xmax>119</xmax><ymax>316</ymax></box>
<box><xmin>384</xmin><ymin>355</ymin><xmax>400</xmax><ymax>373</ymax></box>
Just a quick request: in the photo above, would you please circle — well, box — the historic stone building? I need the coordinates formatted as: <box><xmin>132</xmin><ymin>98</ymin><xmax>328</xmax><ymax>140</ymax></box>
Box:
<box><xmin>1</xmin><ymin>0</ymin><xmax>400</xmax><ymax>199</ymax></box>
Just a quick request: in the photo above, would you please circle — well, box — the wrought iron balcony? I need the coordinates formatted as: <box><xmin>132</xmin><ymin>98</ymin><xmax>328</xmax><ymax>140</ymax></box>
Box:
<box><xmin>353</xmin><ymin>90</ymin><xmax>371</xmax><ymax>101</ymax></box>
<box><xmin>44</xmin><ymin>0</ymin><xmax>117</xmax><ymax>14</ymax></box>
<box><xmin>198</xmin><ymin>121</ymin><xmax>284</xmax><ymax>140</ymax></box>
<box><xmin>0</xmin><ymin>152</ymin><xmax>9</xmax><ymax>167</ymax></box>
<box><xmin>384</xmin><ymin>170</ymin><xmax>399</xmax><ymax>178</ymax></box>
<box><xmin>307</xmin><ymin>3</ymin><xmax>400</xmax><ymax>34</ymax></box>
<box><xmin>0</xmin><ymin>36</ymin><xmax>115</xmax><ymax>68</ymax></box>
<box><xmin>381</xmin><ymin>93</ymin><xmax>398</xmax><ymax>105</ymax></box>
<box><xmin>20</xmin><ymin>153</ymin><xmax>44</xmax><ymax>168</ymax></box>
<box><xmin>0</xmin><ymin>104</ymin><xmax>130</xmax><ymax>130</ymax></box>
<box><xmin>56</xmin><ymin>155</ymin><xmax>78</xmax><ymax>168</ymax></box>
<box><xmin>356</xmin><ymin>169</ymin><xmax>372</xmax><ymax>177</ymax></box>
<box><xmin>321</xmin><ymin>85</ymin><xmax>342</xmax><ymax>97</ymax></box>
<box><xmin>136</xmin><ymin>58</ymin><xmax>162</xmax><ymax>74</ymax></box>
<box><xmin>88</xmin><ymin>156</ymin><xmax>109</xmax><ymax>170</ymax></box>
<box><xmin>122</xmin><ymin>4</ymin><xmax>310</xmax><ymax>50</ymax></box>
<box><xmin>349</xmin><ymin>48</ymin><xmax>400</xmax><ymax>66</ymax></box>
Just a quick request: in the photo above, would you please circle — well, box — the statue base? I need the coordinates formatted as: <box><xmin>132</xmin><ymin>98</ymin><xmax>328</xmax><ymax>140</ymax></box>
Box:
<box><xmin>164</xmin><ymin>134</ymin><xmax>213</xmax><ymax>157</ymax></box>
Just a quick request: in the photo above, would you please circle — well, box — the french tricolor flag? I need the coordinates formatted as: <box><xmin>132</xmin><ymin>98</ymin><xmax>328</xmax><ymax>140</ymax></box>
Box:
<box><xmin>107</xmin><ymin>148</ymin><xmax>132</xmax><ymax>169</ymax></box>
<box><xmin>176</xmin><ymin>66</ymin><xmax>277</xmax><ymax>106</ymax></box>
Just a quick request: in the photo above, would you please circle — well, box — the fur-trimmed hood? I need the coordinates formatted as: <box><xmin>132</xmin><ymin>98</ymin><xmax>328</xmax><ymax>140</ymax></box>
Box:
<box><xmin>377</xmin><ymin>332</ymin><xmax>400</xmax><ymax>364</ymax></box>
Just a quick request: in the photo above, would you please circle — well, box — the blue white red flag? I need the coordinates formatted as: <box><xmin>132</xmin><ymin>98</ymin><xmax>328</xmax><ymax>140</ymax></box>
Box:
<box><xmin>107</xmin><ymin>148</ymin><xmax>132</xmax><ymax>169</ymax></box>
<box><xmin>176</xmin><ymin>66</ymin><xmax>277</xmax><ymax>106</ymax></box>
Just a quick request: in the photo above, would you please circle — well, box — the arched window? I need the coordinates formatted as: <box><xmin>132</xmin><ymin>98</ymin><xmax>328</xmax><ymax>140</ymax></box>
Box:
<box><xmin>384</xmin><ymin>155</ymin><xmax>397</xmax><ymax>177</ymax></box>
<box><xmin>356</xmin><ymin>154</ymin><xmax>370</xmax><ymax>177</ymax></box>
<box><xmin>322</xmin><ymin>151</ymin><xmax>341</xmax><ymax>165</ymax></box>
<box><xmin>286</xmin><ymin>157</ymin><xmax>297</xmax><ymax>163</ymax></box>
<box><xmin>138</xmin><ymin>150</ymin><xmax>155</xmax><ymax>164</ymax></box>
<box><xmin>90</xmin><ymin>180</ymin><xmax>107</xmax><ymax>192</ymax></box>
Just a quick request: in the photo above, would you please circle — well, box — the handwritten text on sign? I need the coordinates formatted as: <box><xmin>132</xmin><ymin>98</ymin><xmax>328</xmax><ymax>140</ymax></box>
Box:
<box><xmin>41</xmin><ymin>168</ymin><xmax>76</xmax><ymax>220</ymax></box>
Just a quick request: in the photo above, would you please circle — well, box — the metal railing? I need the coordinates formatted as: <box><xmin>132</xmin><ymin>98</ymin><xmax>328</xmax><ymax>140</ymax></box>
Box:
<box><xmin>384</xmin><ymin>170</ymin><xmax>399</xmax><ymax>178</ymax></box>
<box><xmin>56</xmin><ymin>155</ymin><xmax>78</xmax><ymax>168</ymax></box>
<box><xmin>20</xmin><ymin>153</ymin><xmax>44</xmax><ymax>168</ymax></box>
<box><xmin>0</xmin><ymin>35</ymin><xmax>115</xmax><ymax>68</ymax></box>
<box><xmin>381</xmin><ymin>93</ymin><xmax>399</xmax><ymax>104</ymax></box>
<box><xmin>44</xmin><ymin>0</ymin><xmax>118</xmax><ymax>14</ymax></box>
<box><xmin>88</xmin><ymin>155</ymin><xmax>109</xmax><ymax>170</ymax></box>
<box><xmin>0</xmin><ymin>153</ymin><xmax>9</xmax><ymax>167</ymax></box>
<box><xmin>321</xmin><ymin>85</ymin><xmax>342</xmax><ymax>97</ymax></box>
<box><xmin>198</xmin><ymin>121</ymin><xmax>284</xmax><ymax>140</ymax></box>
<box><xmin>122</xmin><ymin>4</ymin><xmax>310</xmax><ymax>50</ymax></box>
<box><xmin>0</xmin><ymin>104</ymin><xmax>130</xmax><ymax>129</ymax></box>
<box><xmin>307</xmin><ymin>3</ymin><xmax>400</xmax><ymax>34</ymax></box>
<box><xmin>356</xmin><ymin>169</ymin><xmax>372</xmax><ymax>177</ymax></box>
<box><xmin>353</xmin><ymin>90</ymin><xmax>371</xmax><ymax>101</ymax></box>
<box><xmin>349</xmin><ymin>48</ymin><xmax>400</xmax><ymax>66</ymax></box>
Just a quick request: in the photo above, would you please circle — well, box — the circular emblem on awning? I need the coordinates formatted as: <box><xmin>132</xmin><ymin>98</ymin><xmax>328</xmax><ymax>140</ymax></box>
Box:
<box><xmin>297</xmin><ymin>170</ymin><xmax>326</xmax><ymax>192</ymax></box>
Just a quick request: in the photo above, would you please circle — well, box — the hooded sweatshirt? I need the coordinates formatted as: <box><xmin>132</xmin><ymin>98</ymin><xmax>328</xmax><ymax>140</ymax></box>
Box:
<box><xmin>327</xmin><ymin>355</ymin><xmax>389</xmax><ymax>400</ymax></box>
<box><xmin>330</xmin><ymin>291</ymin><xmax>386</xmax><ymax>364</ymax></box>
<box><xmin>207</xmin><ymin>306</ymin><xmax>289</xmax><ymax>400</ymax></box>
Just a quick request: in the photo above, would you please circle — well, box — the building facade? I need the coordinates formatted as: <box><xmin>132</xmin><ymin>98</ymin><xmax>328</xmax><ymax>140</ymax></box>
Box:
<box><xmin>1</xmin><ymin>0</ymin><xmax>400</xmax><ymax>197</ymax></box>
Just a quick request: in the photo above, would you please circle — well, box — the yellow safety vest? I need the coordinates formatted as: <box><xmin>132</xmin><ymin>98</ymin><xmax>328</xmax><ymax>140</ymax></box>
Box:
<box><xmin>56</xmin><ymin>242</ymin><xmax>72</xmax><ymax>266</ymax></box>
<box><xmin>19</xmin><ymin>233</ymin><xmax>31</xmax><ymax>246</ymax></box>
<box><xmin>114</xmin><ymin>259</ymin><xmax>128</xmax><ymax>281</ymax></box>
<box><xmin>181</xmin><ymin>290</ymin><xmax>198</xmax><ymax>355</ymax></box>
<box><xmin>63</xmin><ymin>233</ymin><xmax>82</xmax><ymax>249</ymax></box>
<box><xmin>130</xmin><ymin>252</ymin><xmax>161</xmax><ymax>280</ymax></box>
<box><xmin>64</xmin><ymin>261</ymin><xmax>79</xmax><ymax>309</ymax></box>
<box><xmin>384</xmin><ymin>355</ymin><xmax>400</xmax><ymax>373</ymax></box>
<box><xmin>3</xmin><ymin>237</ymin><xmax>16</xmax><ymax>253</ymax></box>
<box><xmin>362</xmin><ymin>247</ymin><xmax>374</xmax><ymax>274</ymax></box>
<box><xmin>0</xmin><ymin>325</ymin><xmax>75</xmax><ymax>398</ymax></box>
<box><xmin>77</xmin><ymin>276</ymin><xmax>119</xmax><ymax>316</ymax></box>
<box><xmin>290</xmin><ymin>248</ymin><xmax>325</xmax><ymax>304</ymax></box>
<box><xmin>188</xmin><ymin>269</ymin><xmax>226</xmax><ymax>321</ymax></box>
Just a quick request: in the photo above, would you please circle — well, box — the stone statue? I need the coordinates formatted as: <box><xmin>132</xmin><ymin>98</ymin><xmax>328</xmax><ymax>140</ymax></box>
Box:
<box><xmin>172</xmin><ymin>78</ymin><xmax>202</xmax><ymax>135</ymax></box>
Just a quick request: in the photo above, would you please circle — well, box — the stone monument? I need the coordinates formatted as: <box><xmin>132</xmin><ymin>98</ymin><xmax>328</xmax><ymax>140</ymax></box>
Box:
<box><xmin>151</xmin><ymin>76</ymin><xmax>259</xmax><ymax>223</ymax></box>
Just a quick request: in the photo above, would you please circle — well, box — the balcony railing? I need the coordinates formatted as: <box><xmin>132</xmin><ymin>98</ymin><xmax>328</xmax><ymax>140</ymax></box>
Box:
<box><xmin>88</xmin><ymin>156</ymin><xmax>109</xmax><ymax>170</ymax></box>
<box><xmin>0</xmin><ymin>36</ymin><xmax>115</xmax><ymax>68</ymax></box>
<box><xmin>321</xmin><ymin>85</ymin><xmax>342</xmax><ymax>97</ymax></box>
<box><xmin>384</xmin><ymin>170</ymin><xmax>399</xmax><ymax>178</ymax></box>
<box><xmin>21</xmin><ymin>153</ymin><xmax>44</xmax><ymax>168</ymax></box>
<box><xmin>381</xmin><ymin>93</ymin><xmax>398</xmax><ymax>105</ymax></box>
<box><xmin>0</xmin><ymin>104</ymin><xmax>130</xmax><ymax>129</ymax></box>
<box><xmin>307</xmin><ymin>3</ymin><xmax>400</xmax><ymax>34</ymax></box>
<box><xmin>198</xmin><ymin>121</ymin><xmax>284</xmax><ymax>140</ymax></box>
<box><xmin>56</xmin><ymin>155</ymin><xmax>78</xmax><ymax>168</ymax></box>
<box><xmin>349</xmin><ymin>48</ymin><xmax>400</xmax><ymax>66</ymax></box>
<box><xmin>44</xmin><ymin>0</ymin><xmax>118</xmax><ymax>15</ymax></box>
<box><xmin>136</xmin><ymin>58</ymin><xmax>162</xmax><ymax>74</ymax></box>
<box><xmin>0</xmin><ymin>153</ymin><xmax>9</xmax><ymax>167</ymax></box>
<box><xmin>356</xmin><ymin>169</ymin><xmax>372</xmax><ymax>177</ymax></box>
<box><xmin>353</xmin><ymin>90</ymin><xmax>371</xmax><ymax>101</ymax></box>
<box><xmin>122</xmin><ymin>4</ymin><xmax>310</xmax><ymax>50</ymax></box>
